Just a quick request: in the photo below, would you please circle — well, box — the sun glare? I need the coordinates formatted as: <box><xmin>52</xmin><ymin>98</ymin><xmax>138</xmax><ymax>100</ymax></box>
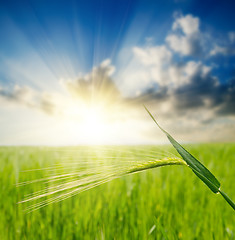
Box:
<box><xmin>63</xmin><ymin>103</ymin><xmax>111</xmax><ymax>144</ymax></box>
<box><xmin>81</xmin><ymin>107</ymin><xmax>107</xmax><ymax>140</ymax></box>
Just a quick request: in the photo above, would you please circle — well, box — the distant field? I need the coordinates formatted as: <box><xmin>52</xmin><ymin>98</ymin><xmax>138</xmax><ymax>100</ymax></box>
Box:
<box><xmin>0</xmin><ymin>144</ymin><xmax>234</xmax><ymax>240</ymax></box>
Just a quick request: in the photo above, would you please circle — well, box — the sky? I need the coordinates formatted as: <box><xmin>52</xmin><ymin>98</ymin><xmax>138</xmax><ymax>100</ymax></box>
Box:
<box><xmin>0</xmin><ymin>0</ymin><xmax>235</xmax><ymax>145</ymax></box>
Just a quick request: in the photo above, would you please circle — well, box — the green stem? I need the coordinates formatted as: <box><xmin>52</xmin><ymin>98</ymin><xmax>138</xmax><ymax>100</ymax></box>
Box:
<box><xmin>219</xmin><ymin>189</ymin><xmax>235</xmax><ymax>210</ymax></box>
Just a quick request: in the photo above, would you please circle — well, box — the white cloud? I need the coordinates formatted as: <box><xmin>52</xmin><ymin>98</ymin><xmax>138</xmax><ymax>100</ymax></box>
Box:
<box><xmin>167</xmin><ymin>61</ymin><xmax>213</xmax><ymax>89</ymax></box>
<box><xmin>97</xmin><ymin>59</ymin><xmax>115</xmax><ymax>76</ymax></box>
<box><xmin>0</xmin><ymin>85</ymin><xmax>35</xmax><ymax>107</ymax></box>
<box><xmin>209</xmin><ymin>31</ymin><xmax>235</xmax><ymax>56</ymax></box>
<box><xmin>117</xmin><ymin>13</ymin><xmax>235</xmax><ymax>98</ymax></box>
<box><xmin>133</xmin><ymin>45</ymin><xmax>172</xmax><ymax>66</ymax></box>
<box><xmin>118</xmin><ymin>43</ymin><xmax>214</xmax><ymax>96</ymax></box>
<box><xmin>166</xmin><ymin>34</ymin><xmax>201</xmax><ymax>56</ymax></box>
<box><xmin>117</xmin><ymin>45</ymin><xmax>173</xmax><ymax>96</ymax></box>
<box><xmin>166</xmin><ymin>14</ymin><xmax>203</xmax><ymax>56</ymax></box>
<box><xmin>210</xmin><ymin>45</ymin><xmax>227</xmax><ymax>56</ymax></box>
<box><xmin>172</xmin><ymin>14</ymin><xmax>199</xmax><ymax>35</ymax></box>
<box><xmin>183</xmin><ymin>61</ymin><xmax>211</xmax><ymax>79</ymax></box>
<box><xmin>0</xmin><ymin>84</ymin><xmax>64</xmax><ymax>115</ymax></box>
<box><xmin>210</xmin><ymin>44</ymin><xmax>235</xmax><ymax>56</ymax></box>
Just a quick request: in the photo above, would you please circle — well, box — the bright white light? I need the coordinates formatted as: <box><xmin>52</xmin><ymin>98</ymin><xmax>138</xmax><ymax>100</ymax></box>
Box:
<box><xmin>81</xmin><ymin>107</ymin><xmax>107</xmax><ymax>142</ymax></box>
<box><xmin>62</xmin><ymin>103</ymin><xmax>111</xmax><ymax>144</ymax></box>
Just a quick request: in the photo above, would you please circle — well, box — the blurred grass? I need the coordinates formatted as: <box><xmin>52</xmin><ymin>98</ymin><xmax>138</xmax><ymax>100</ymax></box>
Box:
<box><xmin>0</xmin><ymin>144</ymin><xmax>234</xmax><ymax>239</ymax></box>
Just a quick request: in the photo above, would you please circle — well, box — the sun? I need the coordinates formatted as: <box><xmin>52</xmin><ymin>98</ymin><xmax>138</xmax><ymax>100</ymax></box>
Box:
<box><xmin>63</xmin><ymin>102</ymin><xmax>111</xmax><ymax>144</ymax></box>
<box><xmin>81</xmin><ymin>107</ymin><xmax>107</xmax><ymax>141</ymax></box>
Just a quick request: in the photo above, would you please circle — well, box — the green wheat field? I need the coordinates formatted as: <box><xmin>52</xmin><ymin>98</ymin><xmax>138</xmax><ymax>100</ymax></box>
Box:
<box><xmin>0</xmin><ymin>144</ymin><xmax>234</xmax><ymax>240</ymax></box>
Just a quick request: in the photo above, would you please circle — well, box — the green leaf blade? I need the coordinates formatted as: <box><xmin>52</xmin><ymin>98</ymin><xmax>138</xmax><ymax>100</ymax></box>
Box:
<box><xmin>166</xmin><ymin>134</ymin><xmax>220</xmax><ymax>193</ymax></box>
<box><xmin>219</xmin><ymin>190</ymin><xmax>235</xmax><ymax>210</ymax></box>
<box><xmin>145</xmin><ymin>106</ymin><xmax>235</xmax><ymax>210</ymax></box>
<box><xmin>144</xmin><ymin>105</ymin><xmax>220</xmax><ymax>193</ymax></box>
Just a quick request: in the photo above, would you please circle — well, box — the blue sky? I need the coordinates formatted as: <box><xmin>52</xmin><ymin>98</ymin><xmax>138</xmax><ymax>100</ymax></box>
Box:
<box><xmin>0</xmin><ymin>0</ymin><xmax>235</xmax><ymax>145</ymax></box>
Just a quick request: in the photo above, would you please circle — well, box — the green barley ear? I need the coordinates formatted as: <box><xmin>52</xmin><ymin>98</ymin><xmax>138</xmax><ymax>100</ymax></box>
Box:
<box><xmin>144</xmin><ymin>105</ymin><xmax>235</xmax><ymax>210</ymax></box>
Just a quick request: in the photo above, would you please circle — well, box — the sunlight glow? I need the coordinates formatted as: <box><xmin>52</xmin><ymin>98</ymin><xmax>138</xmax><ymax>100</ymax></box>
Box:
<box><xmin>63</xmin><ymin>103</ymin><xmax>111</xmax><ymax>144</ymax></box>
<box><xmin>81</xmin><ymin>107</ymin><xmax>108</xmax><ymax>142</ymax></box>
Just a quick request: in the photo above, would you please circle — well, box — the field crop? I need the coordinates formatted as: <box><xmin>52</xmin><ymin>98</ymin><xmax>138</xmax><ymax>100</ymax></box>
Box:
<box><xmin>0</xmin><ymin>144</ymin><xmax>234</xmax><ymax>239</ymax></box>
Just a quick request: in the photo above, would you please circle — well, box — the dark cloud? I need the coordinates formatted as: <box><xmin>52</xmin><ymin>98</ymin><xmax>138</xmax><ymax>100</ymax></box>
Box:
<box><xmin>172</xmin><ymin>68</ymin><xmax>218</xmax><ymax>110</ymax></box>
<box><xmin>215</xmin><ymin>78</ymin><xmax>235</xmax><ymax>116</ymax></box>
<box><xmin>128</xmin><ymin>62</ymin><xmax>235</xmax><ymax>123</ymax></box>
<box><xmin>173</xmin><ymin>73</ymin><xmax>235</xmax><ymax>116</ymax></box>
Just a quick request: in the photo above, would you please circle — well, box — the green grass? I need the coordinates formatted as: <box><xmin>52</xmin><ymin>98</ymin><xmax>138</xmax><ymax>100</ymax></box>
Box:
<box><xmin>0</xmin><ymin>144</ymin><xmax>234</xmax><ymax>239</ymax></box>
